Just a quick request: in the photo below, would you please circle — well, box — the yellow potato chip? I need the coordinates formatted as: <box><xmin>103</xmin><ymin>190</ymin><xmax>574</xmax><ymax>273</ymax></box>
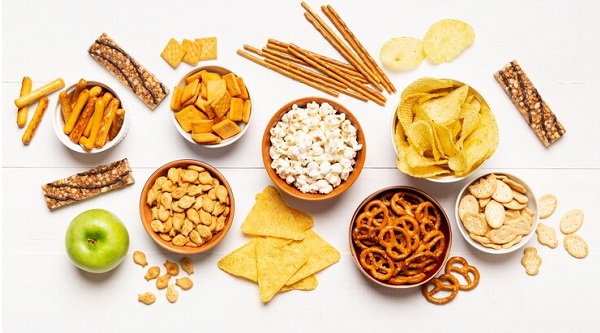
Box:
<box><xmin>197</xmin><ymin>37</ymin><xmax>217</xmax><ymax>60</ymax></box>
<box><xmin>379</xmin><ymin>36</ymin><xmax>426</xmax><ymax>71</ymax></box>
<box><xmin>405</xmin><ymin>145</ymin><xmax>447</xmax><ymax>169</ymax></box>
<box><xmin>419</xmin><ymin>84</ymin><xmax>468</xmax><ymax>126</ymax></box>
<box><xmin>433</xmin><ymin>123</ymin><xmax>459</xmax><ymax>157</ymax></box>
<box><xmin>256</xmin><ymin>237</ymin><xmax>307</xmax><ymax>303</ymax></box>
<box><xmin>182</xmin><ymin>38</ymin><xmax>201</xmax><ymax>66</ymax></box>
<box><xmin>240</xmin><ymin>186</ymin><xmax>313</xmax><ymax>240</ymax></box>
<box><xmin>286</xmin><ymin>230</ymin><xmax>340</xmax><ymax>285</ymax></box>
<box><xmin>423</xmin><ymin>19</ymin><xmax>475</xmax><ymax>64</ymax></box>
<box><xmin>400</xmin><ymin>77</ymin><xmax>454</xmax><ymax>99</ymax></box>
<box><xmin>406</xmin><ymin>120</ymin><xmax>438</xmax><ymax>159</ymax></box>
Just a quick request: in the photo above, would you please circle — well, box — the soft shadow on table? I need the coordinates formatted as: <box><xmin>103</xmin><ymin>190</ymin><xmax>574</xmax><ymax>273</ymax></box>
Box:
<box><xmin>75</xmin><ymin>263</ymin><xmax>123</xmax><ymax>283</ymax></box>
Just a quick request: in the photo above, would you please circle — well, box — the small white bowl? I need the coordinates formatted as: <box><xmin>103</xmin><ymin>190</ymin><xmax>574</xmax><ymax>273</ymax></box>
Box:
<box><xmin>172</xmin><ymin>66</ymin><xmax>252</xmax><ymax>148</ymax></box>
<box><xmin>455</xmin><ymin>172</ymin><xmax>539</xmax><ymax>254</ymax></box>
<box><xmin>53</xmin><ymin>81</ymin><xmax>130</xmax><ymax>153</ymax></box>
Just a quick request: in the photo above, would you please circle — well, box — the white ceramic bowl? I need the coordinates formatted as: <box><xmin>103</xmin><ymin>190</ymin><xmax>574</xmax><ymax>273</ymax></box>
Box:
<box><xmin>172</xmin><ymin>66</ymin><xmax>252</xmax><ymax>148</ymax></box>
<box><xmin>455</xmin><ymin>172</ymin><xmax>539</xmax><ymax>254</ymax></box>
<box><xmin>391</xmin><ymin>79</ymin><xmax>497</xmax><ymax>183</ymax></box>
<box><xmin>53</xmin><ymin>81</ymin><xmax>130</xmax><ymax>153</ymax></box>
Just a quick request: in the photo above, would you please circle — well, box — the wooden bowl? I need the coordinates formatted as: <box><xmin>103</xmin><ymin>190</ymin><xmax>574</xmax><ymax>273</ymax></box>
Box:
<box><xmin>349</xmin><ymin>186</ymin><xmax>452</xmax><ymax>288</ymax></box>
<box><xmin>53</xmin><ymin>81</ymin><xmax>130</xmax><ymax>153</ymax></box>
<box><xmin>262</xmin><ymin>97</ymin><xmax>366</xmax><ymax>201</ymax></box>
<box><xmin>139</xmin><ymin>159</ymin><xmax>235</xmax><ymax>254</ymax></box>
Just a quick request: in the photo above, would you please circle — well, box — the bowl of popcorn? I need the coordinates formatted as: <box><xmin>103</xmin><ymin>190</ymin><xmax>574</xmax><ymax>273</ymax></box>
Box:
<box><xmin>53</xmin><ymin>79</ymin><xmax>130</xmax><ymax>153</ymax></box>
<box><xmin>170</xmin><ymin>66</ymin><xmax>252</xmax><ymax>147</ymax></box>
<box><xmin>391</xmin><ymin>78</ymin><xmax>498</xmax><ymax>183</ymax></box>
<box><xmin>349</xmin><ymin>186</ymin><xmax>452</xmax><ymax>288</ymax></box>
<box><xmin>262</xmin><ymin>97</ymin><xmax>366</xmax><ymax>201</ymax></box>
<box><xmin>139</xmin><ymin>159</ymin><xmax>235</xmax><ymax>254</ymax></box>
<box><xmin>455</xmin><ymin>172</ymin><xmax>539</xmax><ymax>254</ymax></box>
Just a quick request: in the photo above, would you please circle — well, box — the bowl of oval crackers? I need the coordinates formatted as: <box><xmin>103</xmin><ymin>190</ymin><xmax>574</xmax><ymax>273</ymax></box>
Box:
<box><xmin>349</xmin><ymin>186</ymin><xmax>452</xmax><ymax>288</ymax></box>
<box><xmin>139</xmin><ymin>159</ymin><xmax>235</xmax><ymax>254</ymax></box>
<box><xmin>170</xmin><ymin>66</ymin><xmax>252</xmax><ymax>147</ymax></box>
<box><xmin>455</xmin><ymin>172</ymin><xmax>539</xmax><ymax>254</ymax></box>
<box><xmin>53</xmin><ymin>79</ymin><xmax>130</xmax><ymax>153</ymax></box>
<box><xmin>262</xmin><ymin>97</ymin><xmax>366</xmax><ymax>201</ymax></box>
<box><xmin>392</xmin><ymin>78</ymin><xmax>498</xmax><ymax>182</ymax></box>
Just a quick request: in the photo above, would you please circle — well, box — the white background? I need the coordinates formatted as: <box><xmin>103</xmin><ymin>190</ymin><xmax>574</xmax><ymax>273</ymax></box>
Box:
<box><xmin>2</xmin><ymin>0</ymin><xmax>600</xmax><ymax>332</ymax></box>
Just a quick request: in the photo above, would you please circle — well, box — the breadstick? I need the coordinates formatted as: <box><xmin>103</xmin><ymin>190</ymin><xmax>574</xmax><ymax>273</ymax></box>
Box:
<box><xmin>21</xmin><ymin>96</ymin><xmax>49</xmax><ymax>145</ymax></box>
<box><xmin>82</xmin><ymin>98</ymin><xmax>109</xmax><ymax>150</ymax></box>
<box><xmin>14</xmin><ymin>78</ymin><xmax>64</xmax><ymax>109</ymax></box>
<box><xmin>69</xmin><ymin>96</ymin><xmax>97</xmax><ymax>144</ymax></box>
<box><xmin>85</xmin><ymin>92</ymin><xmax>113</xmax><ymax>137</ymax></box>
<box><xmin>108</xmin><ymin>108</ymin><xmax>125</xmax><ymax>141</ymax></box>
<box><xmin>58</xmin><ymin>91</ymin><xmax>72</xmax><ymax>122</ymax></box>
<box><xmin>64</xmin><ymin>89</ymin><xmax>89</xmax><ymax>135</ymax></box>
<box><xmin>95</xmin><ymin>98</ymin><xmax>120</xmax><ymax>148</ymax></box>
<box><xmin>237</xmin><ymin>49</ymin><xmax>339</xmax><ymax>97</ymax></box>
<box><xmin>70</xmin><ymin>78</ymin><xmax>87</xmax><ymax>108</ymax></box>
<box><xmin>322</xmin><ymin>5</ymin><xmax>396</xmax><ymax>93</ymax></box>
<box><xmin>89</xmin><ymin>85</ymin><xmax>103</xmax><ymax>98</ymax></box>
<box><xmin>17</xmin><ymin>76</ymin><xmax>32</xmax><ymax>128</ymax></box>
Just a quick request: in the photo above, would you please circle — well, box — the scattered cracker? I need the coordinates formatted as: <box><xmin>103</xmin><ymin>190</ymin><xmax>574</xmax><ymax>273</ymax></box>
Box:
<box><xmin>197</xmin><ymin>37</ymin><xmax>217</xmax><ymax>60</ymax></box>
<box><xmin>182</xmin><ymin>39</ymin><xmax>201</xmax><ymax>65</ymax></box>
<box><xmin>535</xmin><ymin>222</ymin><xmax>558</xmax><ymax>248</ymax></box>
<box><xmin>559</xmin><ymin>209</ymin><xmax>584</xmax><ymax>234</ymax></box>
<box><xmin>538</xmin><ymin>194</ymin><xmax>557</xmax><ymax>219</ymax></box>
<box><xmin>161</xmin><ymin>38</ymin><xmax>185</xmax><ymax>68</ymax></box>
<box><xmin>521</xmin><ymin>247</ymin><xmax>542</xmax><ymax>276</ymax></box>
<box><xmin>563</xmin><ymin>234</ymin><xmax>589</xmax><ymax>259</ymax></box>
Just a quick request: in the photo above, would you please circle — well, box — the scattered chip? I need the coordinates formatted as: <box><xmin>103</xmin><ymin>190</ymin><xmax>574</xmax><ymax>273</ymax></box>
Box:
<box><xmin>197</xmin><ymin>37</ymin><xmax>217</xmax><ymax>60</ymax></box>
<box><xmin>423</xmin><ymin>19</ymin><xmax>475</xmax><ymax>64</ymax></box>
<box><xmin>379</xmin><ymin>37</ymin><xmax>426</xmax><ymax>71</ymax></box>
<box><xmin>161</xmin><ymin>38</ymin><xmax>185</xmax><ymax>68</ymax></box>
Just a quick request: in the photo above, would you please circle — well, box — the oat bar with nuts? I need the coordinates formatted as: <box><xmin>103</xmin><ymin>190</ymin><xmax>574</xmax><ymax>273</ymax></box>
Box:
<box><xmin>88</xmin><ymin>33</ymin><xmax>169</xmax><ymax>110</ymax></box>
<box><xmin>42</xmin><ymin>158</ymin><xmax>135</xmax><ymax>210</ymax></box>
<box><xmin>494</xmin><ymin>60</ymin><xmax>566</xmax><ymax>147</ymax></box>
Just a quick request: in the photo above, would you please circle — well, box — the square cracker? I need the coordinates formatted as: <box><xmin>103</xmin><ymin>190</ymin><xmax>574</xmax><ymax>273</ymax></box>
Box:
<box><xmin>182</xmin><ymin>39</ymin><xmax>201</xmax><ymax>65</ymax></box>
<box><xmin>240</xmin><ymin>186</ymin><xmax>313</xmax><ymax>240</ymax></box>
<box><xmin>161</xmin><ymin>38</ymin><xmax>185</xmax><ymax>68</ymax></box>
<box><xmin>197</xmin><ymin>37</ymin><xmax>217</xmax><ymax>60</ymax></box>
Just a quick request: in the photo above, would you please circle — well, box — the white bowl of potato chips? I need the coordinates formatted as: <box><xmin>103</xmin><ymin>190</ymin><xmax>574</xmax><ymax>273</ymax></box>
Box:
<box><xmin>53</xmin><ymin>80</ymin><xmax>130</xmax><ymax>153</ymax></box>
<box><xmin>170</xmin><ymin>66</ymin><xmax>252</xmax><ymax>148</ymax></box>
<box><xmin>392</xmin><ymin>78</ymin><xmax>498</xmax><ymax>182</ymax></box>
<box><xmin>455</xmin><ymin>172</ymin><xmax>539</xmax><ymax>254</ymax></box>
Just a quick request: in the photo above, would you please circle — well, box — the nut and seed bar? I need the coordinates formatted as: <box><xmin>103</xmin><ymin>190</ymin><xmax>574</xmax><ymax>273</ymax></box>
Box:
<box><xmin>88</xmin><ymin>33</ymin><xmax>169</xmax><ymax>110</ymax></box>
<box><xmin>41</xmin><ymin>158</ymin><xmax>135</xmax><ymax>210</ymax></box>
<box><xmin>494</xmin><ymin>60</ymin><xmax>566</xmax><ymax>147</ymax></box>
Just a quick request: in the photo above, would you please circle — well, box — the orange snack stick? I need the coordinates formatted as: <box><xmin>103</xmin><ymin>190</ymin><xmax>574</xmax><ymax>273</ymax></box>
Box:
<box><xmin>69</xmin><ymin>96</ymin><xmax>97</xmax><ymax>144</ymax></box>
<box><xmin>95</xmin><ymin>98</ymin><xmax>120</xmax><ymax>148</ymax></box>
<box><xmin>14</xmin><ymin>78</ymin><xmax>64</xmax><ymax>109</ymax></box>
<box><xmin>17</xmin><ymin>76</ymin><xmax>32</xmax><ymax>128</ymax></box>
<box><xmin>64</xmin><ymin>89</ymin><xmax>89</xmax><ymax>135</ymax></box>
<box><xmin>22</xmin><ymin>96</ymin><xmax>49</xmax><ymax>145</ymax></box>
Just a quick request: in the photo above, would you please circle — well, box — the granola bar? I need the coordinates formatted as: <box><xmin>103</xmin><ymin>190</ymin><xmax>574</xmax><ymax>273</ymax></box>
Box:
<box><xmin>494</xmin><ymin>60</ymin><xmax>566</xmax><ymax>147</ymax></box>
<box><xmin>41</xmin><ymin>158</ymin><xmax>135</xmax><ymax>210</ymax></box>
<box><xmin>88</xmin><ymin>33</ymin><xmax>169</xmax><ymax>110</ymax></box>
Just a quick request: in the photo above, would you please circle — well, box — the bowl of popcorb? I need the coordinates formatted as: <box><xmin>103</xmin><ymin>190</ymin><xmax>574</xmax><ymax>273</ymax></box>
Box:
<box><xmin>262</xmin><ymin>97</ymin><xmax>366</xmax><ymax>201</ymax></box>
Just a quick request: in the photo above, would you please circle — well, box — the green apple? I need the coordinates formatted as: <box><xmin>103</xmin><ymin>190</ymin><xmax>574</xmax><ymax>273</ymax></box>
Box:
<box><xmin>65</xmin><ymin>209</ymin><xmax>130</xmax><ymax>273</ymax></box>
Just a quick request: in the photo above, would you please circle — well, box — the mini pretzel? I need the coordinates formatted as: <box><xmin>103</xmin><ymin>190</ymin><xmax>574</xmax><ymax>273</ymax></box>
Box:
<box><xmin>444</xmin><ymin>256</ymin><xmax>480</xmax><ymax>291</ymax></box>
<box><xmin>359</xmin><ymin>247</ymin><xmax>395</xmax><ymax>281</ymax></box>
<box><xmin>421</xmin><ymin>273</ymin><xmax>459</xmax><ymax>305</ymax></box>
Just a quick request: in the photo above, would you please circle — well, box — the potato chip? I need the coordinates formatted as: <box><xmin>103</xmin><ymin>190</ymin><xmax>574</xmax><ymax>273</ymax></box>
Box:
<box><xmin>256</xmin><ymin>237</ymin><xmax>307</xmax><ymax>303</ymax></box>
<box><xmin>240</xmin><ymin>186</ymin><xmax>313</xmax><ymax>240</ymax></box>
<box><xmin>379</xmin><ymin>36</ymin><xmax>426</xmax><ymax>71</ymax></box>
<box><xmin>423</xmin><ymin>19</ymin><xmax>475</xmax><ymax>64</ymax></box>
<box><xmin>400</xmin><ymin>77</ymin><xmax>454</xmax><ymax>99</ymax></box>
<box><xmin>406</xmin><ymin>120</ymin><xmax>435</xmax><ymax>156</ymax></box>
<box><xmin>419</xmin><ymin>84</ymin><xmax>468</xmax><ymax>126</ymax></box>
<box><xmin>286</xmin><ymin>230</ymin><xmax>341</xmax><ymax>285</ymax></box>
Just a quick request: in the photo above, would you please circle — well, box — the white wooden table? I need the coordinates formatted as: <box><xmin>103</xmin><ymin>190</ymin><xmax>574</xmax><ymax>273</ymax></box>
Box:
<box><xmin>3</xmin><ymin>0</ymin><xmax>599</xmax><ymax>332</ymax></box>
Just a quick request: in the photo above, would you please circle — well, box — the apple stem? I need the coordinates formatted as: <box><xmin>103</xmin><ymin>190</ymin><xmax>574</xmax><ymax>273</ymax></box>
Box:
<box><xmin>88</xmin><ymin>239</ymin><xmax>97</xmax><ymax>247</ymax></box>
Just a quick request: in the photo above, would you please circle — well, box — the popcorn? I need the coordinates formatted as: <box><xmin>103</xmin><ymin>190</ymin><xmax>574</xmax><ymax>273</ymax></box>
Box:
<box><xmin>269</xmin><ymin>102</ymin><xmax>362</xmax><ymax>194</ymax></box>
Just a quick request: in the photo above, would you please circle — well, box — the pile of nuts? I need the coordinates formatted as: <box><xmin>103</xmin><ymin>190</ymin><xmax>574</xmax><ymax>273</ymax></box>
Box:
<box><xmin>134</xmin><ymin>250</ymin><xmax>195</xmax><ymax>304</ymax></box>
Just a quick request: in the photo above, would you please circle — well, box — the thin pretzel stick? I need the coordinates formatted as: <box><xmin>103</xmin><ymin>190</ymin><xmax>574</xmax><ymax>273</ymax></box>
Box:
<box><xmin>301</xmin><ymin>2</ymin><xmax>383</xmax><ymax>91</ymax></box>
<box><xmin>263</xmin><ymin>53</ymin><xmax>348</xmax><ymax>91</ymax></box>
<box><xmin>237</xmin><ymin>49</ymin><xmax>339</xmax><ymax>97</ymax></box>
<box><xmin>289</xmin><ymin>44</ymin><xmax>385</xmax><ymax>105</ymax></box>
<box><xmin>323</xmin><ymin>5</ymin><xmax>396</xmax><ymax>93</ymax></box>
<box><xmin>266</xmin><ymin>40</ymin><xmax>369</xmax><ymax>84</ymax></box>
<box><xmin>262</xmin><ymin>46</ymin><xmax>309</xmax><ymax>66</ymax></box>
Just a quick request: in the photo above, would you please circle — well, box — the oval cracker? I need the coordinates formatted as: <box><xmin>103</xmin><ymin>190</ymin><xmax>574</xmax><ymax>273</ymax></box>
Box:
<box><xmin>484</xmin><ymin>200</ymin><xmax>505</xmax><ymax>229</ymax></box>
<box><xmin>458</xmin><ymin>194</ymin><xmax>479</xmax><ymax>220</ymax></box>
<box><xmin>563</xmin><ymin>234</ymin><xmax>588</xmax><ymax>259</ymax></box>
<box><xmin>492</xmin><ymin>179</ymin><xmax>513</xmax><ymax>203</ymax></box>
<box><xmin>538</xmin><ymin>194</ymin><xmax>557</xmax><ymax>219</ymax></box>
<box><xmin>559</xmin><ymin>209</ymin><xmax>584</xmax><ymax>234</ymax></box>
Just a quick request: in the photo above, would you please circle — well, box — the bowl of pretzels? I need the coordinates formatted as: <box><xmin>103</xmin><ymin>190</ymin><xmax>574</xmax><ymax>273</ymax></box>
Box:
<box><xmin>349</xmin><ymin>186</ymin><xmax>452</xmax><ymax>288</ymax></box>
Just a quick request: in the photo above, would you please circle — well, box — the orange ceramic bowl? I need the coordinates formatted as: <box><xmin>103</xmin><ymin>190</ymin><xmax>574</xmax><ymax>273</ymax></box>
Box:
<box><xmin>262</xmin><ymin>97</ymin><xmax>366</xmax><ymax>201</ymax></box>
<box><xmin>139</xmin><ymin>159</ymin><xmax>234</xmax><ymax>254</ymax></box>
<box><xmin>349</xmin><ymin>186</ymin><xmax>452</xmax><ymax>288</ymax></box>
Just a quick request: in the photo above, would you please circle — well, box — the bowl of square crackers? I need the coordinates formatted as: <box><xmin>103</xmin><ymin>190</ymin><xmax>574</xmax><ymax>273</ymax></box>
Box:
<box><xmin>455</xmin><ymin>172</ymin><xmax>539</xmax><ymax>254</ymax></box>
<box><xmin>170</xmin><ymin>66</ymin><xmax>252</xmax><ymax>147</ymax></box>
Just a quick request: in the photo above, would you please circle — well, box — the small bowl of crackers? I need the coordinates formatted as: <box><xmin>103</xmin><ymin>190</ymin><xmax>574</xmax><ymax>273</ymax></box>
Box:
<box><xmin>391</xmin><ymin>78</ymin><xmax>498</xmax><ymax>183</ymax></box>
<box><xmin>139</xmin><ymin>159</ymin><xmax>235</xmax><ymax>255</ymax></box>
<box><xmin>455</xmin><ymin>172</ymin><xmax>539</xmax><ymax>254</ymax></box>
<box><xmin>170</xmin><ymin>66</ymin><xmax>252</xmax><ymax>147</ymax></box>
<box><xmin>53</xmin><ymin>79</ymin><xmax>130</xmax><ymax>153</ymax></box>
<box><xmin>349</xmin><ymin>186</ymin><xmax>452</xmax><ymax>288</ymax></box>
<box><xmin>262</xmin><ymin>97</ymin><xmax>366</xmax><ymax>201</ymax></box>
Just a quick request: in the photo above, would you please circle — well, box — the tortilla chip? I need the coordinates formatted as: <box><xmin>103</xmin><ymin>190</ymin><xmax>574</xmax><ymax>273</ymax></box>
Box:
<box><xmin>286</xmin><ymin>230</ymin><xmax>340</xmax><ymax>285</ymax></box>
